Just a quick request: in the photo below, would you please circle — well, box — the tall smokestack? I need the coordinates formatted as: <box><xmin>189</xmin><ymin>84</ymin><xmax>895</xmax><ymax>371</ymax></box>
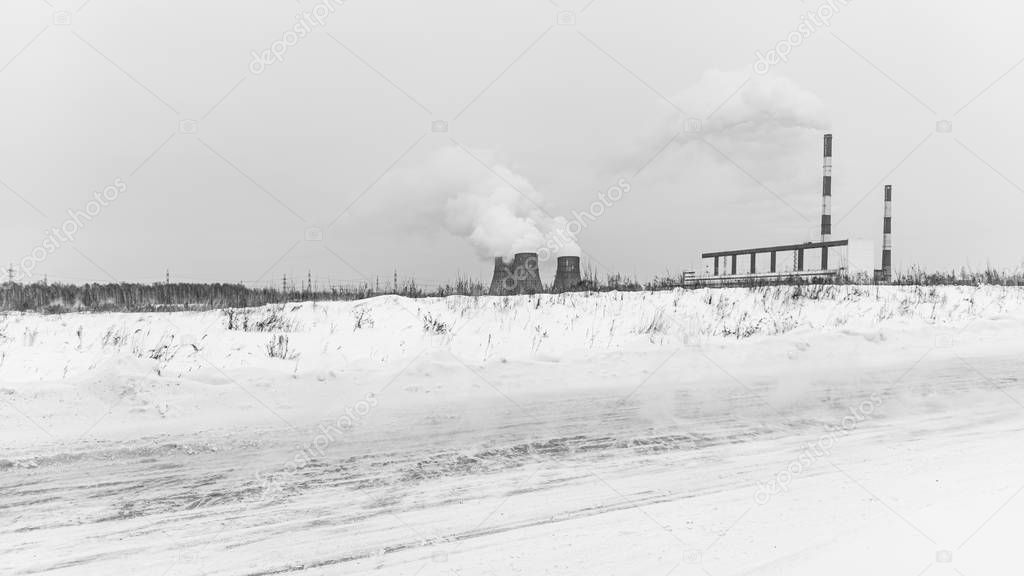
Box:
<box><xmin>882</xmin><ymin>185</ymin><xmax>893</xmax><ymax>281</ymax></box>
<box><xmin>553</xmin><ymin>256</ymin><xmax>582</xmax><ymax>292</ymax></box>
<box><xmin>821</xmin><ymin>134</ymin><xmax>832</xmax><ymax>242</ymax></box>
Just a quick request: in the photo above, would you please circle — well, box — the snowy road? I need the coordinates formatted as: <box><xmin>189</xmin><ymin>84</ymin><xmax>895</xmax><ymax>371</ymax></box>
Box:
<box><xmin>4</xmin><ymin>347</ymin><xmax>1024</xmax><ymax>575</ymax></box>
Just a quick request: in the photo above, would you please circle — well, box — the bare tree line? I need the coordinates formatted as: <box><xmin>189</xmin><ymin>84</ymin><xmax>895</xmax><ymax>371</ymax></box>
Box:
<box><xmin>1</xmin><ymin>267</ymin><xmax>1022</xmax><ymax>314</ymax></box>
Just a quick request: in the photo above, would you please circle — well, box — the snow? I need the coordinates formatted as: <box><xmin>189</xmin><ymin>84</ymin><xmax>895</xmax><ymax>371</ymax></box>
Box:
<box><xmin>2</xmin><ymin>286</ymin><xmax>1023</xmax><ymax>575</ymax></box>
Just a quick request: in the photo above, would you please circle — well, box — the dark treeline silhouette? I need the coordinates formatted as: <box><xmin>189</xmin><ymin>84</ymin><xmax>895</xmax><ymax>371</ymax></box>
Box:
<box><xmin>0</xmin><ymin>278</ymin><xmax>489</xmax><ymax>313</ymax></box>
<box><xmin>888</xmin><ymin>267</ymin><xmax>1024</xmax><ymax>286</ymax></box>
<box><xmin>1</xmin><ymin>267</ymin><xmax>1022</xmax><ymax>314</ymax></box>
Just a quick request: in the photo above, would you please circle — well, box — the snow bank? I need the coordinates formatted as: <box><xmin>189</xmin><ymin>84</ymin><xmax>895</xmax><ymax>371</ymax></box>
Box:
<box><xmin>1</xmin><ymin>285</ymin><xmax>1022</xmax><ymax>384</ymax></box>
<box><xmin>5</xmin><ymin>285</ymin><xmax>1023</xmax><ymax>575</ymax></box>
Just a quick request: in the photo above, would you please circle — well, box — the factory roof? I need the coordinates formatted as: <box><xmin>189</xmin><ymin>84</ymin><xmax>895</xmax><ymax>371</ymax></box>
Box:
<box><xmin>701</xmin><ymin>239</ymin><xmax>849</xmax><ymax>259</ymax></box>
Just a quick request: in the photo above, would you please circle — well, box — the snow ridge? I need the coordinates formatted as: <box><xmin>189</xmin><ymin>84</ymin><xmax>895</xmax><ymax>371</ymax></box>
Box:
<box><xmin>0</xmin><ymin>285</ymin><xmax>1021</xmax><ymax>383</ymax></box>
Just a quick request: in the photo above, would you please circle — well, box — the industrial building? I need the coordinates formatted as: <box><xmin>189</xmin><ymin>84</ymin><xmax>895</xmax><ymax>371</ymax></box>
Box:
<box><xmin>699</xmin><ymin>134</ymin><xmax>894</xmax><ymax>284</ymax></box>
<box><xmin>486</xmin><ymin>134</ymin><xmax>894</xmax><ymax>294</ymax></box>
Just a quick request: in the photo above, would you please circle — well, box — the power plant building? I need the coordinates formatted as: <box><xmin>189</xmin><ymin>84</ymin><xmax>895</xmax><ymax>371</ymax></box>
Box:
<box><xmin>699</xmin><ymin>134</ymin><xmax>894</xmax><ymax>284</ymax></box>
<box><xmin>484</xmin><ymin>134</ymin><xmax>896</xmax><ymax>293</ymax></box>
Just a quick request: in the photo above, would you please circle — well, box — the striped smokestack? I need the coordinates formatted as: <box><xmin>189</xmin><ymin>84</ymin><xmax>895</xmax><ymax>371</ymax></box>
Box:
<box><xmin>821</xmin><ymin>134</ymin><xmax>833</xmax><ymax>242</ymax></box>
<box><xmin>882</xmin><ymin>185</ymin><xmax>893</xmax><ymax>281</ymax></box>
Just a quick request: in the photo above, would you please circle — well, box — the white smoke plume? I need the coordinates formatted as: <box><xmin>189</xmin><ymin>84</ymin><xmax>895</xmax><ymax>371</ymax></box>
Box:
<box><xmin>387</xmin><ymin>145</ymin><xmax>580</xmax><ymax>261</ymax></box>
<box><xmin>679</xmin><ymin>70</ymin><xmax>829</xmax><ymax>136</ymax></box>
<box><xmin>664</xmin><ymin>70</ymin><xmax>830</xmax><ymax>180</ymax></box>
<box><xmin>384</xmin><ymin>71</ymin><xmax>826</xmax><ymax>265</ymax></box>
<box><xmin>610</xmin><ymin>69</ymin><xmax>831</xmax><ymax>229</ymax></box>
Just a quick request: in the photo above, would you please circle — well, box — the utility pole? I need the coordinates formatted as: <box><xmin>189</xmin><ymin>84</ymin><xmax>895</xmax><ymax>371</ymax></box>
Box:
<box><xmin>307</xmin><ymin>270</ymin><xmax>312</xmax><ymax>295</ymax></box>
<box><xmin>282</xmin><ymin>273</ymin><xmax>287</xmax><ymax>294</ymax></box>
<box><xmin>393</xmin><ymin>269</ymin><xmax>398</xmax><ymax>294</ymax></box>
<box><xmin>165</xmin><ymin>269</ymin><xmax>170</xmax><ymax>285</ymax></box>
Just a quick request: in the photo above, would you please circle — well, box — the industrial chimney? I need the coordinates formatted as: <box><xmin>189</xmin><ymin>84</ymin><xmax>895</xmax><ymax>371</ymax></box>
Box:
<box><xmin>821</xmin><ymin>133</ymin><xmax>832</xmax><ymax>242</ymax></box>
<box><xmin>820</xmin><ymin>134</ymin><xmax>833</xmax><ymax>270</ymax></box>
<box><xmin>881</xmin><ymin>185</ymin><xmax>892</xmax><ymax>282</ymax></box>
<box><xmin>552</xmin><ymin>256</ymin><xmax>582</xmax><ymax>292</ymax></box>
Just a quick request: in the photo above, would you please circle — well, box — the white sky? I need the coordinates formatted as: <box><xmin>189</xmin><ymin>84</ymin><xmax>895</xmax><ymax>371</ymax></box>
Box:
<box><xmin>2</xmin><ymin>0</ymin><xmax>1023</xmax><ymax>287</ymax></box>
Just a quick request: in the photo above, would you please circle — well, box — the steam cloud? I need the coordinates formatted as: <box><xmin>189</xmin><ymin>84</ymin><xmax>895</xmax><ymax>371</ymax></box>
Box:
<box><xmin>390</xmin><ymin>145</ymin><xmax>580</xmax><ymax>260</ymax></box>
<box><xmin>678</xmin><ymin>70</ymin><xmax>829</xmax><ymax>137</ymax></box>
<box><xmin>665</xmin><ymin>70</ymin><xmax>830</xmax><ymax>180</ymax></box>
<box><xmin>388</xmin><ymin>71</ymin><xmax>827</xmax><ymax>262</ymax></box>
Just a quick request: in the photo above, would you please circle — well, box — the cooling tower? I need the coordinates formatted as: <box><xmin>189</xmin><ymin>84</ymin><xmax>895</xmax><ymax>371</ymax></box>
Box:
<box><xmin>489</xmin><ymin>253</ymin><xmax>543</xmax><ymax>295</ymax></box>
<box><xmin>488</xmin><ymin>257</ymin><xmax>513</xmax><ymax>295</ymax></box>
<box><xmin>552</xmin><ymin>256</ymin><xmax>582</xmax><ymax>292</ymax></box>
<box><xmin>511</xmin><ymin>252</ymin><xmax>543</xmax><ymax>294</ymax></box>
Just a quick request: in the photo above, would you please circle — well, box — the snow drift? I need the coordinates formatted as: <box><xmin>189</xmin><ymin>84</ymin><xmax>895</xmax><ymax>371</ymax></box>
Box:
<box><xmin>1</xmin><ymin>285</ymin><xmax>1022</xmax><ymax>384</ymax></box>
<box><xmin>4</xmin><ymin>285</ymin><xmax>1024</xmax><ymax>576</ymax></box>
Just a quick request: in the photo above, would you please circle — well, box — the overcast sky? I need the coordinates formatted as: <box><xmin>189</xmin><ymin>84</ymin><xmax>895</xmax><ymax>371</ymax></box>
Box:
<box><xmin>2</xmin><ymin>0</ymin><xmax>1023</xmax><ymax>287</ymax></box>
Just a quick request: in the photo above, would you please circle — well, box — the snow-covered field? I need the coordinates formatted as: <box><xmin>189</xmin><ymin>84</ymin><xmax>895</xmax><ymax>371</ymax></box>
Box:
<box><xmin>2</xmin><ymin>286</ymin><xmax>1024</xmax><ymax>575</ymax></box>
